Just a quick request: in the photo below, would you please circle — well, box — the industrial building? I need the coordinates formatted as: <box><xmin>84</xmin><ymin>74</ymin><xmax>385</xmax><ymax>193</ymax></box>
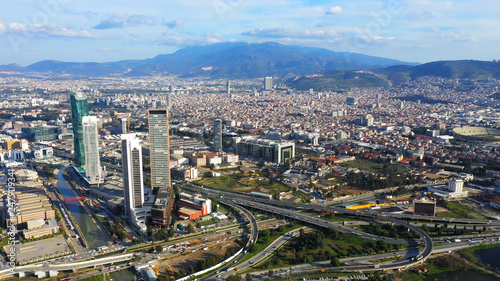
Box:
<box><xmin>414</xmin><ymin>199</ymin><xmax>436</xmax><ymax>216</ymax></box>
<box><xmin>178</xmin><ymin>193</ymin><xmax>212</xmax><ymax>220</ymax></box>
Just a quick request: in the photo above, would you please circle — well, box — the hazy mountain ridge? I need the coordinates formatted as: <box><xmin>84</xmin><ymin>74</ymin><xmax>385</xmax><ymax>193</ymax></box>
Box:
<box><xmin>0</xmin><ymin>42</ymin><xmax>413</xmax><ymax>78</ymax></box>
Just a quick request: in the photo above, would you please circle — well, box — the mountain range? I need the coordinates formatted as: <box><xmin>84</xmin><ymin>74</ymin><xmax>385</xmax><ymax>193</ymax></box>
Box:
<box><xmin>1</xmin><ymin>42</ymin><xmax>500</xmax><ymax>89</ymax></box>
<box><xmin>0</xmin><ymin>42</ymin><xmax>411</xmax><ymax>78</ymax></box>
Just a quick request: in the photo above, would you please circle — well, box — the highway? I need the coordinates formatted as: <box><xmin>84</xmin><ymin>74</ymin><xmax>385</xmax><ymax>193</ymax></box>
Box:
<box><xmin>184</xmin><ymin>185</ymin><xmax>435</xmax><ymax>280</ymax></box>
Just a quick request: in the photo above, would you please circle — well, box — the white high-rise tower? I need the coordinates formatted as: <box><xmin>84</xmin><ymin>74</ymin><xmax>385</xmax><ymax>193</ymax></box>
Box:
<box><xmin>122</xmin><ymin>134</ymin><xmax>144</xmax><ymax>217</ymax></box>
<box><xmin>82</xmin><ymin>116</ymin><xmax>101</xmax><ymax>184</ymax></box>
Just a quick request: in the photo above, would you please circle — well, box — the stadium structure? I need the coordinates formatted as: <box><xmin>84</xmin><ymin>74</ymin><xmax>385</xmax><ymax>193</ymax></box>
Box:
<box><xmin>453</xmin><ymin>126</ymin><xmax>500</xmax><ymax>142</ymax></box>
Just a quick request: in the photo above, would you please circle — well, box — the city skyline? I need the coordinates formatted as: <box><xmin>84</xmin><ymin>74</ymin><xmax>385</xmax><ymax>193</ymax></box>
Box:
<box><xmin>0</xmin><ymin>0</ymin><xmax>498</xmax><ymax>66</ymax></box>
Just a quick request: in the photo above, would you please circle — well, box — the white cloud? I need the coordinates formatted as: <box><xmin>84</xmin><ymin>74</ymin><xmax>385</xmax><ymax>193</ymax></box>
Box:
<box><xmin>357</xmin><ymin>35</ymin><xmax>394</xmax><ymax>41</ymax></box>
<box><xmin>430</xmin><ymin>27</ymin><xmax>477</xmax><ymax>42</ymax></box>
<box><xmin>7</xmin><ymin>22</ymin><xmax>96</xmax><ymax>38</ymax></box>
<box><xmin>242</xmin><ymin>28</ymin><xmax>340</xmax><ymax>40</ymax></box>
<box><xmin>94</xmin><ymin>14</ymin><xmax>156</xmax><ymax>29</ymax></box>
<box><xmin>0</xmin><ymin>22</ymin><xmax>6</xmax><ymax>35</ymax></box>
<box><xmin>408</xmin><ymin>10</ymin><xmax>435</xmax><ymax>21</ymax></box>
<box><xmin>326</xmin><ymin>6</ymin><xmax>343</xmax><ymax>15</ymax></box>
<box><xmin>164</xmin><ymin>19</ymin><xmax>185</xmax><ymax>29</ymax></box>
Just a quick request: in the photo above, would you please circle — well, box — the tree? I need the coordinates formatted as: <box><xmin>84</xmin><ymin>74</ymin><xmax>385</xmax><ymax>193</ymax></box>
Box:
<box><xmin>186</xmin><ymin>224</ymin><xmax>195</xmax><ymax>233</ymax></box>
<box><xmin>245</xmin><ymin>273</ymin><xmax>252</xmax><ymax>281</ymax></box>
<box><xmin>268</xmin><ymin>270</ymin><xmax>274</xmax><ymax>277</ymax></box>
<box><xmin>157</xmin><ymin>274</ymin><xmax>171</xmax><ymax>281</ymax></box>
<box><xmin>330</xmin><ymin>256</ymin><xmax>341</xmax><ymax>267</ymax></box>
<box><xmin>226</xmin><ymin>274</ymin><xmax>242</xmax><ymax>281</ymax></box>
<box><xmin>155</xmin><ymin>245</ymin><xmax>163</xmax><ymax>253</ymax></box>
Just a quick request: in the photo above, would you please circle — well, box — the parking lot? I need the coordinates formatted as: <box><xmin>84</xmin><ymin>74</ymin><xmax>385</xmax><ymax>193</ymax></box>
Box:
<box><xmin>4</xmin><ymin>236</ymin><xmax>71</xmax><ymax>264</ymax></box>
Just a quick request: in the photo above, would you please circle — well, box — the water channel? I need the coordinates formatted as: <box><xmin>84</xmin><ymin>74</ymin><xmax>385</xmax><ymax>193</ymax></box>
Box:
<box><xmin>475</xmin><ymin>245</ymin><xmax>500</xmax><ymax>270</ymax></box>
<box><xmin>56</xmin><ymin>168</ymin><xmax>113</xmax><ymax>249</ymax></box>
<box><xmin>424</xmin><ymin>269</ymin><xmax>499</xmax><ymax>281</ymax></box>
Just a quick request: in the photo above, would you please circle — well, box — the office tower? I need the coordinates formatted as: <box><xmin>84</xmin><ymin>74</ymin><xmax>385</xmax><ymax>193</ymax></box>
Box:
<box><xmin>148</xmin><ymin>109</ymin><xmax>173</xmax><ymax>228</ymax></box>
<box><xmin>169</xmin><ymin>85</ymin><xmax>174</xmax><ymax>93</ymax></box>
<box><xmin>226</xmin><ymin>80</ymin><xmax>231</xmax><ymax>94</ymax></box>
<box><xmin>119</xmin><ymin>117</ymin><xmax>128</xmax><ymax>134</ymax></box>
<box><xmin>122</xmin><ymin>134</ymin><xmax>144</xmax><ymax>218</ymax></box>
<box><xmin>213</xmin><ymin>119</ymin><xmax>223</xmax><ymax>152</ymax></box>
<box><xmin>346</xmin><ymin>97</ymin><xmax>358</xmax><ymax>105</ymax></box>
<box><xmin>361</xmin><ymin>114</ymin><xmax>374</xmax><ymax>126</ymax></box>
<box><xmin>70</xmin><ymin>91</ymin><xmax>89</xmax><ymax>166</ymax></box>
<box><xmin>264</xmin><ymin>77</ymin><xmax>273</xmax><ymax>91</ymax></box>
<box><xmin>166</xmin><ymin>92</ymin><xmax>172</xmax><ymax>110</ymax></box>
<box><xmin>448</xmin><ymin>178</ymin><xmax>464</xmax><ymax>193</ymax></box>
<box><xmin>82</xmin><ymin>116</ymin><xmax>101</xmax><ymax>184</ymax></box>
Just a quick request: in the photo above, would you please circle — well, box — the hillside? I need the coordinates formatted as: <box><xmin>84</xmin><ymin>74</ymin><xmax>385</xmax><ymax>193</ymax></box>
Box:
<box><xmin>10</xmin><ymin>42</ymin><xmax>413</xmax><ymax>78</ymax></box>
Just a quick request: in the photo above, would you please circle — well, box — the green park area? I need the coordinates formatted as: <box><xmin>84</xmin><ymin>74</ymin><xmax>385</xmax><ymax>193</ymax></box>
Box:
<box><xmin>436</xmin><ymin>200</ymin><xmax>489</xmax><ymax>220</ymax></box>
<box><xmin>250</xmin><ymin>227</ymin><xmax>400</xmax><ymax>271</ymax></box>
<box><xmin>196</xmin><ymin>173</ymin><xmax>290</xmax><ymax>195</ymax></box>
<box><xmin>339</xmin><ymin>160</ymin><xmax>410</xmax><ymax>174</ymax></box>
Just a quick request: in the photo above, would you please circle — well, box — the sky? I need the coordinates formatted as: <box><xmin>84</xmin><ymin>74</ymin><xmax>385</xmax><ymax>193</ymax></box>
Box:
<box><xmin>0</xmin><ymin>0</ymin><xmax>499</xmax><ymax>66</ymax></box>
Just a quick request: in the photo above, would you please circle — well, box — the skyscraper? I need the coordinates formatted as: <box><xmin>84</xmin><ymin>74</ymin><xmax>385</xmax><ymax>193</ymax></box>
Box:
<box><xmin>148</xmin><ymin>109</ymin><xmax>173</xmax><ymax>228</ymax></box>
<box><xmin>70</xmin><ymin>91</ymin><xmax>89</xmax><ymax>166</ymax></box>
<box><xmin>264</xmin><ymin>77</ymin><xmax>273</xmax><ymax>91</ymax></box>
<box><xmin>119</xmin><ymin>117</ymin><xmax>128</xmax><ymax>134</ymax></box>
<box><xmin>226</xmin><ymin>80</ymin><xmax>231</xmax><ymax>94</ymax></box>
<box><xmin>122</xmin><ymin>134</ymin><xmax>144</xmax><ymax>218</ymax></box>
<box><xmin>213</xmin><ymin>119</ymin><xmax>223</xmax><ymax>152</ymax></box>
<box><xmin>82</xmin><ymin>116</ymin><xmax>101</xmax><ymax>184</ymax></box>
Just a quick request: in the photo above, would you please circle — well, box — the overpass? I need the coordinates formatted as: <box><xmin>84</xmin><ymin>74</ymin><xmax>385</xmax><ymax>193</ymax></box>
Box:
<box><xmin>0</xmin><ymin>254</ymin><xmax>134</xmax><ymax>279</ymax></box>
<box><xmin>183</xmin><ymin>185</ymin><xmax>434</xmax><ymax>264</ymax></box>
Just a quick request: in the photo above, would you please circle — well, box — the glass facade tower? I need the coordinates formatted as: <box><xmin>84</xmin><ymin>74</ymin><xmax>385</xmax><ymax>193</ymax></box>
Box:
<box><xmin>70</xmin><ymin>92</ymin><xmax>89</xmax><ymax>166</ymax></box>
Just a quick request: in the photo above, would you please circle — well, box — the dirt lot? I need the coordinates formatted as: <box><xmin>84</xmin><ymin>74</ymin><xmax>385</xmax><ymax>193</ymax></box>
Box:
<box><xmin>154</xmin><ymin>239</ymin><xmax>241</xmax><ymax>275</ymax></box>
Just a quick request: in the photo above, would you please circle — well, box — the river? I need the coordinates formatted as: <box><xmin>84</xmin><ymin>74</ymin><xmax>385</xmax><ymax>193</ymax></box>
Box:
<box><xmin>56</xmin><ymin>168</ymin><xmax>113</xmax><ymax>249</ymax></box>
<box><xmin>109</xmin><ymin>268</ymin><xmax>137</xmax><ymax>281</ymax></box>
<box><xmin>475</xmin><ymin>245</ymin><xmax>500</xmax><ymax>271</ymax></box>
<box><xmin>424</xmin><ymin>269</ymin><xmax>499</xmax><ymax>281</ymax></box>
<box><xmin>424</xmin><ymin>245</ymin><xmax>500</xmax><ymax>281</ymax></box>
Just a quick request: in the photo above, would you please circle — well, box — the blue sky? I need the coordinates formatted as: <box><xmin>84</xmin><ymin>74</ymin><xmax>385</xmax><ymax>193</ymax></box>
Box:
<box><xmin>0</xmin><ymin>0</ymin><xmax>498</xmax><ymax>66</ymax></box>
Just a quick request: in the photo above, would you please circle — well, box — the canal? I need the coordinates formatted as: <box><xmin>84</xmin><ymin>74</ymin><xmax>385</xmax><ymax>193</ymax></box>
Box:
<box><xmin>56</xmin><ymin>168</ymin><xmax>113</xmax><ymax>249</ymax></box>
<box><xmin>424</xmin><ymin>268</ymin><xmax>499</xmax><ymax>281</ymax></box>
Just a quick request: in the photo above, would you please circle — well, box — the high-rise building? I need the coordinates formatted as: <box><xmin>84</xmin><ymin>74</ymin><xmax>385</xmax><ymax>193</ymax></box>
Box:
<box><xmin>213</xmin><ymin>119</ymin><xmax>223</xmax><ymax>152</ymax></box>
<box><xmin>346</xmin><ymin>97</ymin><xmax>358</xmax><ymax>105</ymax></box>
<box><xmin>70</xmin><ymin>92</ymin><xmax>89</xmax><ymax>166</ymax></box>
<box><xmin>82</xmin><ymin>116</ymin><xmax>101</xmax><ymax>184</ymax></box>
<box><xmin>264</xmin><ymin>77</ymin><xmax>273</xmax><ymax>91</ymax></box>
<box><xmin>119</xmin><ymin>117</ymin><xmax>128</xmax><ymax>134</ymax></box>
<box><xmin>226</xmin><ymin>80</ymin><xmax>231</xmax><ymax>94</ymax></box>
<box><xmin>148</xmin><ymin>109</ymin><xmax>173</xmax><ymax>228</ymax></box>
<box><xmin>122</xmin><ymin>134</ymin><xmax>145</xmax><ymax>221</ymax></box>
<box><xmin>448</xmin><ymin>178</ymin><xmax>464</xmax><ymax>193</ymax></box>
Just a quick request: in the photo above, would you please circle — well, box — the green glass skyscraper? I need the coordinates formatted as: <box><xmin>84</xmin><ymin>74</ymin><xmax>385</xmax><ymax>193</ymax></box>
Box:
<box><xmin>70</xmin><ymin>91</ymin><xmax>89</xmax><ymax>166</ymax></box>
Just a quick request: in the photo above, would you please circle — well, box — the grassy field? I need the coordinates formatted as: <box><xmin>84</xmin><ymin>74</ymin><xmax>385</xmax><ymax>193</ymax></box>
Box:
<box><xmin>436</xmin><ymin>200</ymin><xmax>489</xmax><ymax>220</ymax></box>
<box><xmin>197</xmin><ymin>219</ymin><xmax>217</xmax><ymax>227</ymax></box>
<box><xmin>399</xmin><ymin>254</ymin><xmax>471</xmax><ymax>281</ymax></box>
<box><xmin>252</xmin><ymin>230</ymin><xmax>401</xmax><ymax>271</ymax></box>
<box><xmin>196</xmin><ymin>175</ymin><xmax>290</xmax><ymax>195</ymax></box>
<box><xmin>340</xmin><ymin>159</ymin><xmax>410</xmax><ymax>174</ymax></box>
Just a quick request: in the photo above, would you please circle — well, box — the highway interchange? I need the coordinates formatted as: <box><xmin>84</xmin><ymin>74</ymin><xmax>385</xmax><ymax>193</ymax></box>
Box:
<box><xmin>5</xmin><ymin>180</ymin><xmax>500</xmax><ymax>280</ymax></box>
